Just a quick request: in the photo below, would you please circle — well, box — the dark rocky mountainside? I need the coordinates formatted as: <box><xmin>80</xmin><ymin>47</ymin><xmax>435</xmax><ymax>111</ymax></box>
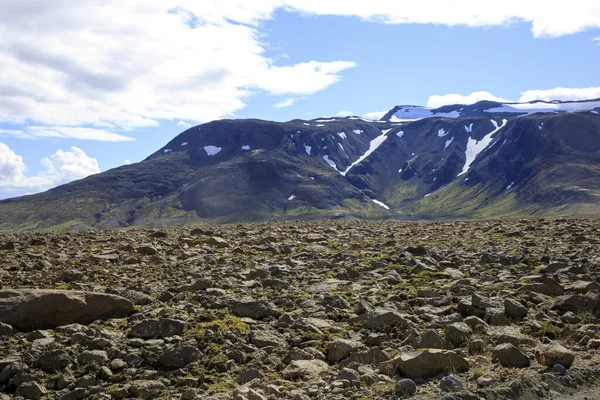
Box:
<box><xmin>1</xmin><ymin>100</ymin><xmax>600</xmax><ymax>230</ymax></box>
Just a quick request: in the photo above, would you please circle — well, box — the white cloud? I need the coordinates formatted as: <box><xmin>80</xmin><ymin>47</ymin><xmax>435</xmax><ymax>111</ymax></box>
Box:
<box><xmin>427</xmin><ymin>91</ymin><xmax>511</xmax><ymax>108</ymax></box>
<box><xmin>518</xmin><ymin>87</ymin><xmax>600</xmax><ymax>102</ymax></box>
<box><xmin>0</xmin><ymin>1</ymin><xmax>356</xmax><ymax>133</ymax></box>
<box><xmin>595</xmin><ymin>37</ymin><xmax>600</xmax><ymax>44</ymax></box>
<box><xmin>2</xmin><ymin>1</ymin><xmax>594</xmax><ymax>139</ymax></box>
<box><xmin>282</xmin><ymin>0</ymin><xmax>600</xmax><ymax>38</ymax></box>
<box><xmin>274</xmin><ymin>98</ymin><xmax>295</xmax><ymax>108</ymax></box>
<box><xmin>124</xmin><ymin>159</ymin><xmax>131</xmax><ymax>165</ymax></box>
<box><xmin>363</xmin><ymin>111</ymin><xmax>387</xmax><ymax>120</ymax></box>
<box><xmin>176</xmin><ymin>120</ymin><xmax>192</xmax><ymax>128</ymax></box>
<box><xmin>0</xmin><ymin>126</ymin><xmax>133</xmax><ymax>142</ymax></box>
<box><xmin>0</xmin><ymin>143</ymin><xmax>26</xmax><ymax>185</ymax></box>
<box><xmin>337</xmin><ymin>110</ymin><xmax>353</xmax><ymax>117</ymax></box>
<box><xmin>0</xmin><ymin>143</ymin><xmax>100</xmax><ymax>199</ymax></box>
<box><xmin>41</xmin><ymin>147</ymin><xmax>100</xmax><ymax>183</ymax></box>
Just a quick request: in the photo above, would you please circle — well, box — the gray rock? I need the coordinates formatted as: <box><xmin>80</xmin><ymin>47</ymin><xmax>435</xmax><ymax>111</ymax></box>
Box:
<box><xmin>418</xmin><ymin>330</ymin><xmax>445</xmax><ymax>349</ymax></box>
<box><xmin>77</xmin><ymin>350</ymin><xmax>108</xmax><ymax>366</ymax></box>
<box><xmin>249</xmin><ymin>329</ymin><xmax>285</xmax><ymax>348</ymax></box>
<box><xmin>60</xmin><ymin>388</ymin><xmax>86</xmax><ymax>400</ymax></box>
<box><xmin>0</xmin><ymin>289</ymin><xmax>133</xmax><ymax>331</ymax></box>
<box><xmin>15</xmin><ymin>381</ymin><xmax>45</xmax><ymax>399</ymax></box>
<box><xmin>551</xmin><ymin>364</ymin><xmax>567</xmax><ymax>376</ymax></box>
<box><xmin>97</xmin><ymin>366</ymin><xmax>113</xmax><ymax>381</ymax></box>
<box><xmin>395</xmin><ymin>378</ymin><xmax>417</xmax><ymax>397</ymax></box>
<box><xmin>444</xmin><ymin>322</ymin><xmax>472</xmax><ymax>348</ymax></box>
<box><xmin>0</xmin><ymin>361</ymin><xmax>28</xmax><ymax>384</ymax></box>
<box><xmin>327</xmin><ymin>339</ymin><xmax>360</xmax><ymax>362</ymax></box>
<box><xmin>477</xmin><ymin>376</ymin><xmax>495</xmax><ymax>387</ymax></box>
<box><xmin>237</xmin><ymin>369</ymin><xmax>262</xmax><ymax>384</ymax></box>
<box><xmin>538</xmin><ymin>343</ymin><xmax>575</xmax><ymax>368</ymax></box>
<box><xmin>359</xmin><ymin>310</ymin><xmax>410</xmax><ymax>329</ymax></box>
<box><xmin>128</xmin><ymin>318</ymin><xmax>186</xmax><ymax>339</ymax></box>
<box><xmin>58</xmin><ymin>270</ymin><xmax>84</xmax><ymax>283</ymax></box>
<box><xmin>339</xmin><ymin>348</ymin><xmax>390</xmax><ymax>368</ymax></box>
<box><xmin>486</xmin><ymin>309</ymin><xmax>512</xmax><ymax>326</ymax></box>
<box><xmin>130</xmin><ymin>380</ymin><xmax>166</xmax><ymax>399</ymax></box>
<box><xmin>519</xmin><ymin>277</ymin><xmax>564</xmax><ymax>296</ymax></box>
<box><xmin>0</xmin><ymin>322</ymin><xmax>16</xmax><ymax>336</ymax></box>
<box><xmin>472</xmin><ymin>292</ymin><xmax>495</xmax><ymax>309</ymax></box>
<box><xmin>230</xmin><ymin>299</ymin><xmax>279</xmax><ymax>319</ymax></box>
<box><xmin>158</xmin><ymin>342</ymin><xmax>201</xmax><ymax>370</ymax></box>
<box><xmin>282</xmin><ymin>360</ymin><xmax>329</xmax><ymax>380</ymax></box>
<box><xmin>492</xmin><ymin>343</ymin><xmax>530</xmax><ymax>368</ymax></box>
<box><xmin>337</xmin><ymin>367</ymin><xmax>360</xmax><ymax>382</ymax></box>
<box><xmin>394</xmin><ymin>349</ymin><xmax>469</xmax><ymax>379</ymax></box>
<box><xmin>35</xmin><ymin>350</ymin><xmax>72</xmax><ymax>371</ymax></box>
<box><xmin>440</xmin><ymin>375</ymin><xmax>462</xmax><ymax>392</ymax></box>
<box><xmin>504</xmin><ymin>298</ymin><xmax>527</xmax><ymax>319</ymax></box>
<box><xmin>74</xmin><ymin>373</ymin><xmax>95</xmax><ymax>388</ymax></box>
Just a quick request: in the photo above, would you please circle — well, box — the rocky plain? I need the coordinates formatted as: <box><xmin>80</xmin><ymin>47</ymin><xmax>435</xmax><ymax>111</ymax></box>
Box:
<box><xmin>1</xmin><ymin>219</ymin><xmax>600</xmax><ymax>399</ymax></box>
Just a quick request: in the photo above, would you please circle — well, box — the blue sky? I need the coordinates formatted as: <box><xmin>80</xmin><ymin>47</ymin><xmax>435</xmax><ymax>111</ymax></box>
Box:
<box><xmin>1</xmin><ymin>1</ymin><xmax>599</xmax><ymax>199</ymax></box>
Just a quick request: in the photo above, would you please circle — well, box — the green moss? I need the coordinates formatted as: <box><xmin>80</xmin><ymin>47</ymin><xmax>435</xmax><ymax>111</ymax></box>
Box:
<box><xmin>185</xmin><ymin>310</ymin><xmax>250</xmax><ymax>339</ymax></box>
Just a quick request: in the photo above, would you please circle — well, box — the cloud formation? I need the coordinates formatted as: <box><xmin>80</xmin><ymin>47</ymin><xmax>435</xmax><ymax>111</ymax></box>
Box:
<box><xmin>363</xmin><ymin>111</ymin><xmax>387</xmax><ymax>120</ymax></box>
<box><xmin>518</xmin><ymin>87</ymin><xmax>600</xmax><ymax>102</ymax></box>
<box><xmin>427</xmin><ymin>91</ymin><xmax>511</xmax><ymax>108</ymax></box>
<box><xmin>1</xmin><ymin>1</ymin><xmax>597</xmax><ymax>140</ymax></box>
<box><xmin>0</xmin><ymin>1</ymin><xmax>356</xmax><ymax>133</ymax></box>
<box><xmin>426</xmin><ymin>86</ymin><xmax>600</xmax><ymax>108</ymax></box>
<box><xmin>282</xmin><ymin>0</ymin><xmax>600</xmax><ymax>38</ymax></box>
<box><xmin>274</xmin><ymin>98</ymin><xmax>295</xmax><ymax>108</ymax></box>
<box><xmin>0</xmin><ymin>143</ymin><xmax>100</xmax><ymax>199</ymax></box>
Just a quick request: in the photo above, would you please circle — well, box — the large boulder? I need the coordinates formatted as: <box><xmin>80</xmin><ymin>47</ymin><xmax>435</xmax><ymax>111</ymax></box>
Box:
<box><xmin>359</xmin><ymin>310</ymin><xmax>411</xmax><ymax>329</ymax></box>
<box><xmin>538</xmin><ymin>343</ymin><xmax>575</xmax><ymax>368</ymax></box>
<box><xmin>230</xmin><ymin>299</ymin><xmax>279</xmax><ymax>319</ymax></box>
<box><xmin>327</xmin><ymin>339</ymin><xmax>361</xmax><ymax>362</ymax></box>
<box><xmin>282</xmin><ymin>360</ymin><xmax>329</xmax><ymax>380</ymax></box>
<box><xmin>492</xmin><ymin>343</ymin><xmax>530</xmax><ymax>368</ymax></box>
<box><xmin>128</xmin><ymin>318</ymin><xmax>186</xmax><ymax>339</ymax></box>
<box><xmin>394</xmin><ymin>349</ymin><xmax>469</xmax><ymax>379</ymax></box>
<box><xmin>552</xmin><ymin>292</ymin><xmax>600</xmax><ymax>316</ymax></box>
<box><xmin>0</xmin><ymin>290</ymin><xmax>134</xmax><ymax>331</ymax></box>
<box><xmin>158</xmin><ymin>342</ymin><xmax>201</xmax><ymax>370</ymax></box>
<box><xmin>444</xmin><ymin>322</ymin><xmax>472</xmax><ymax>348</ymax></box>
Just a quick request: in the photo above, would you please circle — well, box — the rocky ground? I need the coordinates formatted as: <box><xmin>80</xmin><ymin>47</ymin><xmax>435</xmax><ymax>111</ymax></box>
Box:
<box><xmin>1</xmin><ymin>219</ymin><xmax>600</xmax><ymax>399</ymax></box>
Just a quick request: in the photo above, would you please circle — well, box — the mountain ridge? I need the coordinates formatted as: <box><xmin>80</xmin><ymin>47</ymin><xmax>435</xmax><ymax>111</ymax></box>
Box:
<box><xmin>1</xmin><ymin>99</ymin><xmax>600</xmax><ymax>230</ymax></box>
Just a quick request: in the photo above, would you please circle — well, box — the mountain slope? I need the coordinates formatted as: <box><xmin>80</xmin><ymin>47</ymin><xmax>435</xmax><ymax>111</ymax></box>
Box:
<box><xmin>1</xmin><ymin>101</ymin><xmax>599</xmax><ymax>230</ymax></box>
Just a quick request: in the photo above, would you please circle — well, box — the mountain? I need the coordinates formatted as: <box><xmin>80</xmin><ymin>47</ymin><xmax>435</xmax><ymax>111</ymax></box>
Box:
<box><xmin>1</xmin><ymin>99</ymin><xmax>600</xmax><ymax>230</ymax></box>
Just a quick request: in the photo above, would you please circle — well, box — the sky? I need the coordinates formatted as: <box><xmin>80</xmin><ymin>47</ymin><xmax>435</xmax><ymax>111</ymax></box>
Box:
<box><xmin>1</xmin><ymin>0</ymin><xmax>600</xmax><ymax>199</ymax></box>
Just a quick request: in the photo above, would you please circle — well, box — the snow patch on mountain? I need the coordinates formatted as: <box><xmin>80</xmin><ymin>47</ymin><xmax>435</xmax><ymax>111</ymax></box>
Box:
<box><xmin>304</xmin><ymin>145</ymin><xmax>311</xmax><ymax>156</ymax></box>
<box><xmin>204</xmin><ymin>146</ymin><xmax>222</xmax><ymax>156</ymax></box>
<box><xmin>458</xmin><ymin>119</ymin><xmax>507</xmax><ymax>177</ymax></box>
<box><xmin>389</xmin><ymin>106</ymin><xmax>460</xmax><ymax>122</ymax></box>
<box><xmin>485</xmin><ymin>100</ymin><xmax>600</xmax><ymax>115</ymax></box>
<box><xmin>464</xmin><ymin>123</ymin><xmax>473</xmax><ymax>133</ymax></box>
<box><xmin>322</xmin><ymin>155</ymin><xmax>337</xmax><ymax>170</ymax></box>
<box><xmin>342</xmin><ymin>130</ymin><xmax>389</xmax><ymax>176</ymax></box>
<box><xmin>444</xmin><ymin>137</ymin><xmax>454</xmax><ymax>151</ymax></box>
<box><xmin>371</xmin><ymin>199</ymin><xmax>390</xmax><ymax>210</ymax></box>
<box><xmin>438</xmin><ymin>128</ymin><xmax>449</xmax><ymax>137</ymax></box>
<box><xmin>337</xmin><ymin>132</ymin><xmax>347</xmax><ymax>139</ymax></box>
